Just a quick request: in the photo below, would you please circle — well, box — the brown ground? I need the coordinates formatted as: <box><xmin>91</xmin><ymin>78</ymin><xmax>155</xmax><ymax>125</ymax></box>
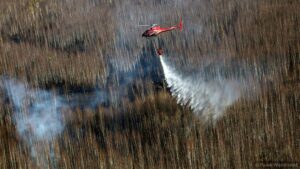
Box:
<box><xmin>0</xmin><ymin>0</ymin><xmax>299</xmax><ymax>168</ymax></box>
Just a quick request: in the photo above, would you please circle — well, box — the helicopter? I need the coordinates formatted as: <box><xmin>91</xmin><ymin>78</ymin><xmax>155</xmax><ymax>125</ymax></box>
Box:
<box><xmin>141</xmin><ymin>19</ymin><xmax>183</xmax><ymax>56</ymax></box>
<box><xmin>142</xmin><ymin>19</ymin><xmax>183</xmax><ymax>37</ymax></box>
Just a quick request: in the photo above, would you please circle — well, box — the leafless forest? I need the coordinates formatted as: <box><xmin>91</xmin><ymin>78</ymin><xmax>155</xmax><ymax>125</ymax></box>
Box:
<box><xmin>0</xmin><ymin>0</ymin><xmax>299</xmax><ymax>168</ymax></box>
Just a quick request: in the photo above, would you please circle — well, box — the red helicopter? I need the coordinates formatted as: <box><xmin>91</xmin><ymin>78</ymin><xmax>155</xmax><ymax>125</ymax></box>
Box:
<box><xmin>141</xmin><ymin>19</ymin><xmax>183</xmax><ymax>56</ymax></box>
<box><xmin>142</xmin><ymin>19</ymin><xmax>183</xmax><ymax>37</ymax></box>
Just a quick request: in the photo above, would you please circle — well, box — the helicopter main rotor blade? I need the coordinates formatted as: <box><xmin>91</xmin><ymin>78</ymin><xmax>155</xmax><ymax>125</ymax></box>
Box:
<box><xmin>137</xmin><ymin>25</ymin><xmax>152</xmax><ymax>27</ymax></box>
<box><xmin>137</xmin><ymin>24</ymin><xmax>158</xmax><ymax>27</ymax></box>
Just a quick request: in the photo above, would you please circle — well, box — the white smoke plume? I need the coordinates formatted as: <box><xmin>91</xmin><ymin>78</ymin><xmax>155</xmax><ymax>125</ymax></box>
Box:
<box><xmin>160</xmin><ymin>56</ymin><xmax>241</xmax><ymax>120</ymax></box>
<box><xmin>0</xmin><ymin>53</ymin><xmax>156</xmax><ymax>143</ymax></box>
<box><xmin>2</xmin><ymin>78</ymin><xmax>66</xmax><ymax>141</ymax></box>
<box><xmin>0</xmin><ymin>77</ymin><xmax>68</xmax><ymax>167</ymax></box>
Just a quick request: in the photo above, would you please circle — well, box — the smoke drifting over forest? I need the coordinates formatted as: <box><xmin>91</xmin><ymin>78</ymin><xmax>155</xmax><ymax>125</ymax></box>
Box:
<box><xmin>0</xmin><ymin>0</ymin><xmax>299</xmax><ymax>168</ymax></box>
<box><xmin>2</xmin><ymin>78</ymin><xmax>65</xmax><ymax>141</ymax></box>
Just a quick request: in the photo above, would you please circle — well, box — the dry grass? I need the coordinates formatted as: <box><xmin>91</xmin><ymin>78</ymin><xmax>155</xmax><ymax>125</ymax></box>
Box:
<box><xmin>0</xmin><ymin>87</ymin><xmax>299</xmax><ymax>168</ymax></box>
<box><xmin>0</xmin><ymin>0</ymin><xmax>299</xmax><ymax>169</ymax></box>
